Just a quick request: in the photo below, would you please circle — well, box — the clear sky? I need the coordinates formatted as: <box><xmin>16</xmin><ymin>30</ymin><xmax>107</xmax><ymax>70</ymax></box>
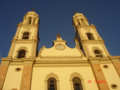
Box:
<box><xmin>0</xmin><ymin>0</ymin><xmax>120</xmax><ymax>58</ymax></box>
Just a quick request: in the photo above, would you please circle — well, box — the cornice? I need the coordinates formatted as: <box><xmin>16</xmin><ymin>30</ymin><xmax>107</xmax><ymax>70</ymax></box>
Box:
<box><xmin>33</xmin><ymin>63</ymin><xmax>90</xmax><ymax>67</ymax></box>
<box><xmin>15</xmin><ymin>39</ymin><xmax>38</xmax><ymax>43</ymax></box>
<box><xmin>81</xmin><ymin>40</ymin><xmax>104</xmax><ymax>44</ymax></box>
<box><xmin>38</xmin><ymin>46</ymin><xmax>45</xmax><ymax>57</ymax></box>
<box><xmin>109</xmin><ymin>56</ymin><xmax>120</xmax><ymax>59</ymax></box>
<box><xmin>35</xmin><ymin>59</ymin><xmax>88</xmax><ymax>64</ymax></box>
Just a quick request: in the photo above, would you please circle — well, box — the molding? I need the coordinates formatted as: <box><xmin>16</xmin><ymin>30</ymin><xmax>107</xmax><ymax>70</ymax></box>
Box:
<box><xmin>69</xmin><ymin>72</ymin><xmax>86</xmax><ymax>90</ymax></box>
<box><xmin>34</xmin><ymin>63</ymin><xmax>90</xmax><ymax>67</ymax></box>
<box><xmin>38</xmin><ymin>46</ymin><xmax>45</xmax><ymax>57</ymax></box>
<box><xmin>109</xmin><ymin>56</ymin><xmax>120</xmax><ymax>59</ymax></box>
<box><xmin>35</xmin><ymin>60</ymin><xmax>89</xmax><ymax>64</ymax></box>
<box><xmin>44</xmin><ymin>73</ymin><xmax>60</xmax><ymax>90</ymax></box>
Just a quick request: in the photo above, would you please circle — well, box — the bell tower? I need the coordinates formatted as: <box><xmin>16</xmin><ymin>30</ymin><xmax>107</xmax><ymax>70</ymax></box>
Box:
<box><xmin>72</xmin><ymin>12</ymin><xmax>111</xmax><ymax>58</ymax></box>
<box><xmin>7</xmin><ymin>11</ymin><xmax>40</xmax><ymax>59</ymax></box>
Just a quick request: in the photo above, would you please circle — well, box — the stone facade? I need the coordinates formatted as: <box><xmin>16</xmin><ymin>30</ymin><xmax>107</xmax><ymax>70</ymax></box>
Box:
<box><xmin>0</xmin><ymin>11</ymin><xmax>120</xmax><ymax>90</ymax></box>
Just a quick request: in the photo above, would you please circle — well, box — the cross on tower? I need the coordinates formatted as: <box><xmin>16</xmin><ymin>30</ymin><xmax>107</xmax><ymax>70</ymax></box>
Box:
<box><xmin>73</xmin><ymin>10</ymin><xmax>77</xmax><ymax>13</ymax></box>
<box><xmin>31</xmin><ymin>8</ymin><xmax>35</xmax><ymax>11</ymax></box>
<box><xmin>57</xmin><ymin>34</ymin><xmax>60</xmax><ymax>37</ymax></box>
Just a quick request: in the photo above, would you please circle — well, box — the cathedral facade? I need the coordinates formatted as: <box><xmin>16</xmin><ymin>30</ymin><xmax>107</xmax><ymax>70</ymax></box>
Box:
<box><xmin>0</xmin><ymin>11</ymin><xmax>120</xmax><ymax>90</ymax></box>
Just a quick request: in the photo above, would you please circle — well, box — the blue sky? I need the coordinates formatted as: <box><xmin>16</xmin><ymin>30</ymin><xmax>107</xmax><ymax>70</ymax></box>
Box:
<box><xmin>0</xmin><ymin>0</ymin><xmax>120</xmax><ymax>58</ymax></box>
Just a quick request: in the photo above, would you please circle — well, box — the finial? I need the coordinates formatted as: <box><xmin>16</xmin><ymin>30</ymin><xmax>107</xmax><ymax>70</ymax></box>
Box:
<box><xmin>73</xmin><ymin>10</ymin><xmax>77</xmax><ymax>13</ymax></box>
<box><xmin>57</xmin><ymin>34</ymin><xmax>60</xmax><ymax>37</ymax></box>
<box><xmin>31</xmin><ymin>8</ymin><xmax>35</xmax><ymax>11</ymax></box>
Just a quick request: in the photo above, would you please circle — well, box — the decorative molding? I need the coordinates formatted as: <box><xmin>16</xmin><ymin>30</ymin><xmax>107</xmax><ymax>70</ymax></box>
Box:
<box><xmin>44</xmin><ymin>73</ymin><xmax>60</xmax><ymax>90</ymax></box>
<box><xmin>38</xmin><ymin>46</ymin><xmax>45</xmax><ymax>57</ymax></box>
<box><xmin>69</xmin><ymin>72</ymin><xmax>86</xmax><ymax>90</ymax></box>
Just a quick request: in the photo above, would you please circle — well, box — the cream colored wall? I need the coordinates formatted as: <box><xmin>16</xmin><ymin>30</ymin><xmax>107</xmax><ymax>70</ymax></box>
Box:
<box><xmin>31</xmin><ymin>66</ymin><xmax>99</xmax><ymax>90</ymax></box>
<box><xmin>86</xmin><ymin>44</ymin><xmax>107</xmax><ymax>57</ymax></box>
<box><xmin>80</xmin><ymin>27</ymin><xmax>97</xmax><ymax>40</ymax></box>
<box><xmin>3</xmin><ymin>65</ymin><xmax>23</xmax><ymax>90</ymax></box>
<box><xmin>12</xmin><ymin>43</ymin><xmax>32</xmax><ymax>58</ymax></box>
<box><xmin>18</xmin><ymin>26</ymin><xmax>35</xmax><ymax>39</ymax></box>
<box><xmin>41</xmin><ymin>45</ymin><xmax>82</xmax><ymax>57</ymax></box>
<box><xmin>100</xmin><ymin>63</ymin><xmax>120</xmax><ymax>90</ymax></box>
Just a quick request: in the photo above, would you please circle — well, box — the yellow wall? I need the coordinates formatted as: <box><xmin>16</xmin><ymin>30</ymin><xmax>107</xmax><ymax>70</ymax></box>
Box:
<box><xmin>100</xmin><ymin>63</ymin><xmax>120</xmax><ymax>90</ymax></box>
<box><xmin>31</xmin><ymin>66</ymin><xmax>99</xmax><ymax>90</ymax></box>
<box><xmin>3</xmin><ymin>65</ymin><xmax>23</xmax><ymax>90</ymax></box>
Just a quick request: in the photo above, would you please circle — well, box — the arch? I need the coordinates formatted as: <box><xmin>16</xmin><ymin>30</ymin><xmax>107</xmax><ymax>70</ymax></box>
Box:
<box><xmin>92</xmin><ymin>47</ymin><xmax>103</xmax><ymax>57</ymax></box>
<box><xmin>85</xmin><ymin>32</ymin><xmax>95</xmax><ymax>40</ymax></box>
<box><xmin>22</xmin><ymin>32</ymin><xmax>29</xmax><ymax>39</ymax></box>
<box><xmin>15</xmin><ymin>46</ymin><xmax>28</xmax><ymax>59</ymax></box>
<box><xmin>70</xmin><ymin>72</ymin><xmax>86</xmax><ymax>90</ymax></box>
<box><xmin>48</xmin><ymin>78</ymin><xmax>57</xmax><ymax>90</ymax></box>
<box><xmin>86</xmin><ymin>33</ymin><xmax>94</xmax><ymax>40</ymax></box>
<box><xmin>17</xmin><ymin>46</ymin><xmax>28</xmax><ymax>52</ymax></box>
<box><xmin>45</xmin><ymin>73</ymin><xmax>59</xmax><ymax>82</ymax></box>
<box><xmin>21</xmin><ymin>31</ymin><xmax>32</xmax><ymax>39</ymax></box>
<box><xmin>45</xmin><ymin>73</ymin><xmax>60</xmax><ymax>90</ymax></box>
<box><xmin>17</xmin><ymin>49</ymin><xmax>26</xmax><ymax>58</ymax></box>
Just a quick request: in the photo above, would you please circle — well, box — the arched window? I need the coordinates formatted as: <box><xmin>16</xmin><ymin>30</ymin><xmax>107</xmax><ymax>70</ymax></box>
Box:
<box><xmin>22</xmin><ymin>32</ymin><xmax>29</xmax><ymax>39</ymax></box>
<box><xmin>48</xmin><ymin>78</ymin><xmax>57</xmax><ymax>90</ymax></box>
<box><xmin>17</xmin><ymin>49</ymin><xmax>26</xmax><ymax>58</ymax></box>
<box><xmin>94</xmin><ymin>50</ymin><xmax>103</xmax><ymax>57</ymax></box>
<box><xmin>87</xmin><ymin>33</ymin><xmax>94</xmax><ymax>40</ymax></box>
<box><xmin>73</xmin><ymin>77</ymin><xmax>83</xmax><ymax>90</ymax></box>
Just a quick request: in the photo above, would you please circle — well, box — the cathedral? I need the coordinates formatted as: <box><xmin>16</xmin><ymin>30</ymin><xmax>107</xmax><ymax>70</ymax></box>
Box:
<box><xmin>0</xmin><ymin>10</ymin><xmax>120</xmax><ymax>90</ymax></box>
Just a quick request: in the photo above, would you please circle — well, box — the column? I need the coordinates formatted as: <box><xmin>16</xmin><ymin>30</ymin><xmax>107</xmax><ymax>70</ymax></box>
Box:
<box><xmin>78</xmin><ymin>19</ymin><xmax>83</xmax><ymax>26</ymax></box>
<box><xmin>25</xmin><ymin>18</ymin><xmax>29</xmax><ymax>25</ymax></box>
<box><xmin>31</xmin><ymin>17</ymin><xmax>35</xmax><ymax>25</ymax></box>
<box><xmin>23</xmin><ymin>18</ymin><xmax>26</xmax><ymax>24</ymax></box>
<box><xmin>35</xmin><ymin>18</ymin><xmax>39</xmax><ymax>24</ymax></box>
<box><xmin>84</xmin><ymin>19</ymin><xmax>89</xmax><ymax>26</ymax></box>
<box><xmin>90</xmin><ymin>60</ymin><xmax>110</xmax><ymax>90</ymax></box>
<box><xmin>111</xmin><ymin>58</ymin><xmax>120</xmax><ymax>77</ymax></box>
<box><xmin>7</xmin><ymin>40</ymin><xmax>16</xmax><ymax>58</ymax></box>
<box><xmin>33</xmin><ymin>26</ymin><xmax>38</xmax><ymax>39</ymax></box>
<box><xmin>82</xmin><ymin>41</ymin><xmax>91</xmax><ymax>57</ymax></box>
<box><xmin>20</xmin><ymin>62</ymin><xmax>33</xmax><ymax>90</ymax></box>
<box><xmin>0</xmin><ymin>61</ymin><xmax>10</xmax><ymax>90</ymax></box>
<box><xmin>74</xmin><ymin>21</ymin><xmax>78</xmax><ymax>27</ymax></box>
<box><xmin>29</xmin><ymin>40</ymin><xmax>35</xmax><ymax>58</ymax></box>
<box><xmin>78</xmin><ymin>28</ymin><xmax>84</xmax><ymax>40</ymax></box>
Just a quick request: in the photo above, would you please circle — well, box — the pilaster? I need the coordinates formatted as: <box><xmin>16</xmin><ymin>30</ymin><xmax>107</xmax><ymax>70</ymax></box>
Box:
<box><xmin>89</xmin><ymin>58</ymin><xmax>110</xmax><ymax>90</ymax></box>
<box><xmin>109</xmin><ymin>56</ymin><xmax>120</xmax><ymax>77</ymax></box>
<box><xmin>0</xmin><ymin>58</ymin><xmax>11</xmax><ymax>90</ymax></box>
<box><xmin>20</xmin><ymin>58</ymin><xmax>35</xmax><ymax>90</ymax></box>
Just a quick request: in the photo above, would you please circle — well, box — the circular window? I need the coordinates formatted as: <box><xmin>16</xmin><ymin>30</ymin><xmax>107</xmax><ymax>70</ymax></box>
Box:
<box><xmin>111</xmin><ymin>84</ymin><xmax>118</xmax><ymax>89</ymax></box>
<box><xmin>103</xmin><ymin>65</ymin><xmax>109</xmax><ymax>69</ymax></box>
<box><xmin>15</xmin><ymin>68</ymin><xmax>21</xmax><ymax>72</ymax></box>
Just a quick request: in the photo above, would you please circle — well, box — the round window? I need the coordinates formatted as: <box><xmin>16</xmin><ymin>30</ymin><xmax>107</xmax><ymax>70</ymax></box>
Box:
<box><xmin>111</xmin><ymin>84</ymin><xmax>118</xmax><ymax>89</ymax></box>
<box><xmin>15</xmin><ymin>68</ymin><xmax>21</xmax><ymax>72</ymax></box>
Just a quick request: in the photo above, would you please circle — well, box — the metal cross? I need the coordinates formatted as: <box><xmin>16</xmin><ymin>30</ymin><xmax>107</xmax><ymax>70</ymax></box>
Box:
<box><xmin>73</xmin><ymin>10</ymin><xmax>77</xmax><ymax>13</ymax></box>
<box><xmin>32</xmin><ymin>8</ymin><xmax>35</xmax><ymax>11</ymax></box>
<box><xmin>57</xmin><ymin>34</ymin><xmax>60</xmax><ymax>37</ymax></box>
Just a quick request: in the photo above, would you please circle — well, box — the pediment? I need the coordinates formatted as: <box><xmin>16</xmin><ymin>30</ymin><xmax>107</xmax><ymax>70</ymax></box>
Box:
<box><xmin>37</xmin><ymin>36</ymin><xmax>85</xmax><ymax>59</ymax></box>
